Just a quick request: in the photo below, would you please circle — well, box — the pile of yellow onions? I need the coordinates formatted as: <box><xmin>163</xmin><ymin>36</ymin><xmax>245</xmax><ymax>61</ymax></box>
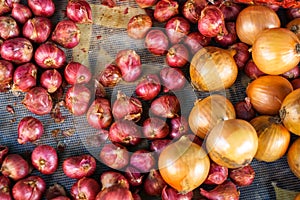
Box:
<box><xmin>250</xmin><ymin>115</ymin><xmax>290</xmax><ymax>162</ymax></box>
<box><xmin>246</xmin><ymin>75</ymin><xmax>293</xmax><ymax>115</ymax></box>
<box><xmin>188</xmin><ymin>94</ymin><xmax>236</xmax><ymax>139</ymax></box>
<box><xmin>158</xmin><ymin>136</ymin><xmax>210</xmax><ymax>194</ymax></box>
<box><xmin>190</xmin><ymin>46</ymin><xmax>238</xmax><ymax>92</ymax></box>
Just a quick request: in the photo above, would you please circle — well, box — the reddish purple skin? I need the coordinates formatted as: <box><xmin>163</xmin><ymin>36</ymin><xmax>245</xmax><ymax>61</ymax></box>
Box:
<box><xmin>70</xmin><ymin>177</ymin><xmax>101</xmax><ymax>200</ymax></box>
<box><xmin>17</xmin><ymin>116</ymin><xmax>44</xmax><ymax>144</ymax></box>
<box><xmin>100</xmin><ymin>171</ymin><xmax>130</xmax><ymax>189</ymax></box>
<box><xmin>162</xmin><ymin>186</ymin><xmax>193</xmax><ymax>200</ymax></box>
<box><xmin>0</xmin><ymin>60</ymin><xmax>14</xmax><ymax>92</ymax></box>
<box><xmin>31</xmin><ymin>145</ymin><xmax>58</xmax><ymax>175</ymax></box>
<box><xmin>11</xmin><ymin>3</ymin><xmax>32</xmax><ymax>24</ymax></box>
<box><xmin>135</xmin><ymin>74</ymin><xmax>161</xmax><ymax>101</ymax></box>
<box><xmin>166</xmin><ymin>44</ymin><xmax>189</xmax><ymax>68</ymax></box>
<box><xmin>97</xmin><ymin>64</ymin><xmax>122</xmax><ymax>87</ymax></box>
<box><xmin>145</xmin><ymin>29</ymin><xmax>169</xmax><ymax>56</ymax></box>
<box><xmin>130</xmin><ymin>149</ymin><xmax>156</xmax><ymax>173</ymax></box>
<box><xmin>142</xmin><ymin>117</ymin><xmax>170</xmax><ymax>139</ymax></box>
<box><xmin>124</xmin><ymin>166</ymin><xmax>144</xmax><ymax>187</ymax></box>
<box><xmin>1</xmin><ymin>154</ymin><xmax>30</xmax><ymax>181</ymax></box>
<box><xmin>204</xmin><ymin>162</ymin><xmax>228</xmax><ymax>185</ymax></box>
<box><xmin>22</xmin><ymin>17</ymin><xmax>52</xmax><ymax>43</ymax></box>
<box><xmin>99</xmin><ymin>143</ymin><xmax>129</xmax><ymax>170</ymax></box>
<box><xmin>28</xmin><ymin>0</ymin><xmax>55</xmax><ymax>17</ymax></box>
<box><xmin>165</xmin><ymin>17</ymin><xmax>190</xmax><ymax>44</ymax></box>
<box><xmin>143</xmin><ymin>169</ymin><xmax>167</xmax><ymax>196</ymax></box>
<box><xmin>154</xmin><ymin>0</ymin><xmax>179</xmax><ymax>23</ymax></box>
<box><xmin>12</xmin><ymin>63</ymin><xmax>37</xmax><ymax>92</ymax></box>
<box><xmin>200</xmin><ymin>180</ymin><xmax>240</xmax><ymax>200</ymax></box>
<box><xmin>0</xmin><ymin>175</ymin><xmax>12</xmax><ymax>200</ymax></box>
<box><xmin>184</xmin><ymin>32</ymin><xmax>211</xmax><ymax>54</ymax></box>
<box><xmin>66</xmin><ymin>0</ymin><xmax>93</xmax><ymax>24</ymax></box>
<box><xmin>150</xmin><ymin>95</ymin><xmax>180</xmax><ymax>118</ymax></box>
<box><xmin>0</xmin><ymin>16</ymin><xmax>20</xmax><ymax>40</ymax></box>
<box><xmin>40</xmin><ymin>69</ymin><xmax>62</xmax><ymax>93</ymax></box>
<box><xmin>229</xmin><ymin>165</ymin><xmax>255</xmax><ymax>186</ymax></box>
<box><xmin>12</xmin><ymin>176</ymin><xmax>46</xmax><ymax>200</ymax></box>
<box><xmin>64</xmin><ymin>62</ymin><xmax>92</xmax><ymax>85</ymax></box>
<box><xmin>160</xmin><ymin>67</ymin><xmax>186</xmax><ymax>92</ymax></box>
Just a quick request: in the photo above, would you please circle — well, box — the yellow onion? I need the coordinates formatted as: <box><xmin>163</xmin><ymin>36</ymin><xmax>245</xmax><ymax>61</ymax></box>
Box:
<box><xmin>280</xmin><ymin>88</ymin><xmax>300</xmax><ymax>135</ymax></box>
<box><xmin>252</xmin><ymin>28</ymin><xmax>300</xmax><ymax>75</ymax></box>
<box><xmin>236</xmin><ymin>5</ymin><xmax>280</xmax><ymax>45</ymax></box>
<box><xmin>190</xmin><ymin>46</ymin><xmax>238</xmax><ymax>92</ymax></box>
<box><xmin>286</xmin><ymin>18</ymin><xmax>300</xmax><ymax>39</ymax></box>
<box><xmin>158</xmin><ymin>135</ymin><xmax>210</xmax><ymax>194</ymax></box>
<box><xmin>287</xmin><ymin>137</ymin><xmax>300</xmax><ymax>179</ymax></box>
<box><xmin>250</xmin><ymin>115</ymin><xmax>290</xmax><ymax>162</ymax></box>
<box><xmin>246</xmin><ymin>75</ymin><xmax>293</xmax><ymax>115</ymax></box>
<box><xmin>188</xmin><ymin>94</ymin><xmax>236</xmax><ymax>139</ymax></box>
<box><xmin>205</xmin><ymin>119</ymin><xmax>258</xmax><ymax>169</ymax></box>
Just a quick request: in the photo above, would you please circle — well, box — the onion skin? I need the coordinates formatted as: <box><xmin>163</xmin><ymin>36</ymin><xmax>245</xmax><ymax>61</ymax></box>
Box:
<box><xmin>99</xmin><ymin>143</ymin><xmax>129</xmax><ymax>170</ymax></box>
<box><xmin>0</xmin><ymin>175</ymin><xmax>12</xmax><ymax>200</ymax></box>
<box><xmin>252</xmin><ymin>28</ymin><xmax>300</xmax><ymax>75</ymax></box>
<box><xmin>124</xmin><ymin>166</ymin><xmax>144</xmax><ymax>187</ymax></box>
<box><xmin>160</xmin><ymin>67</ymin><xmax>186</xmax><ymax>92</ymax></box>
<box><xmin>22</xmin><ymin>17</ymin><xmax>52</xmax><ymax>43</ymax></box>
<box><xmin>66</xmin><ymin>0</ymin><xmax>93</xmax><ymax>24</ymax></box>
<box><xmin>246</xmin><ymin>75</ymin><xmax>293</xmax><ymax>115</ymax></box>
<box><xmin>234</xmin><ymin>97</ymin><xmax>256</xmax><ymax>121</ymax></box>
<box><xmin>12</xmin><ymin>176</ymin><xmax>46</xmax><ymax>200</ymax></box>
<box><xmin>40</xmin><ymin>69</ymin><xmax>62</xmax><ymax>93</ymax></box>
<box><xmin>291</xmin><ymin>78</ymin><xmax>300</xmax><ymax>90</ymax></box>
<box><xmin>28</xmin><ymin>0</ymin><xmax>55</xmax><ymax>17</ymax></box>
<box><xmin>12</xmin><ymin>63</ymin><xmax>37</xmax><ymax>92</ymax></box>
<box><xmin>150</xmin><ymin>95</ymin><xmax>180</xmax><ymax>118</ymax></box>
<box><xmin>250</xmin><ymin>115</ymin><xmax>290</xmax><ymax>162</ymax></box>
<box><xmin>0</xmin><ymin>37</ymin><xmax>33</xmax><ymax>64</ymax></box>
<box><xmin>97</xmin><ymin>64</ymin><xmax>122</xmax><ymax>87</ymax></box>
<box><xmin>244</xmin><ymin>59</ymin><xmax>266</xmax><ymax>79</ymax></box>
<box><xmin>0</xmin><ymin>146</ymin><xmax>8</xmax><ymax>165</ymax></box>
<box><xmin>165</xmin><ymin>44</ymin><xmax>189</xmax><ymax>68</ymax></box>
<box><xmin>236</xmin><ymin>5</ymin><xmax>280</xmax><ymax>45</ymax></box>
<box><xmin>100</xmin><ymin>171</ymin><xmax>130</xmax><ymax>190</ymax></box>
<box><xmin>229</xmin><ymin>42</ymin><xmax>250</xmax><ymax>70</ymax></box>
<box><xmin>31</xmin><ymin>145</ymin><xmax>58</xmax><ymax>175</ymax></box>
<box><xmin>45</xmin><ymin>183</ymin><xmax>67</xmax><ymax>200</ymax></box>
<box><xmin>200</xmin><ymin>180</ymin><xmax>240</xmax><ymax>200</ymax></box>
<box><xmin>183</xmin><ymin>31</ymin><xmax>211</xmax><ymax>55</ymax></box>
<box><xmin>169</xmin><ymin>116</ymin><xmax>189</xmax><ymax>139</ymax></box>
<box><xmin>206</xmin><ymin>119</ymin><xmax>258</xmax><ymax>169</ymax></box>
<box><xmin>0</xmin><ymin>60</ymin><xmax>13</xmax><ymax>92</ymax></box>
<box><xmin>165</xmin><ymin>17</ymin><xmax>190</xmax><ymax>44</ymax></box>
<box><xmin>154</xmin><ymin>0</ymin><xmax>179</xmax><ymax>23</ymax></box>
<box><xmin>70</xmin><ymin>177</ymin><xmax>101</xmax><ymax>200</ymax></box>
<box><xmin>287</xmin><ymin>137</ymin><xmax>300</xmax><ymax>179</ymax></box>
<box><xmin>214</xmin><ymin>21</ymin><xmax>237</xmax><ymax>48</ymax></box>
<box><xmin>182</xmin><ymin>0</ymin><xmax>207</xmax><ymax>24</ymax></box>
<box><xmin>127</xmin><ymin>14</ymin><xmax>152</xmax><ymax>39</ymax></box>
<box><xmin>149</xmin><ymin>139</ymin><xmax>172</xmax><ymax>155</ymax></box>
<box><xmin>1</xmin><ymin>154</ymin><xmax>30</xmax><ymax>181</ymax></box>
<box><xmin>135</xmin><ymin>0</ymin><xmax>157</xmax><ymax>8</ymax></box>
<box><xmin>135</xmin><ymin>74</ymin><xmax>161</xmax><ymax>101</ymax></box>
<box><xmin>145</xmin><ymin>29</ymin><xmax>169</xmax><ymax>56</ymax></box>
<box><xmin>11</xmin><ymin>3</ymin><xmax>32</xmax><ymax>24</ymax></box>
<box><xmin>143</xmin><ymin>169</ymin><xmax>167</xmax><ymax>196</ymax></box>
<box><xmin>17</xmin><ymin>116</ymin><xmax>44</xmax><ymax>144</ymax></box>
<box><xmin>143</xmin><ymin>117</ymin><xmax>169</xmax><ymax>140</ymax></box>
<box><xmin>190</xmin><ymin>46</ymin><xmax>238</xmax><ymax>91</ymax></box>
<box><xmin>280</xmin><ymin>89</ymin><xmax>300</xmax><ymax>135</ymax></box>
<box><xmin>0</xmin><ymin>16</ymin><xmax>19</xmax><ymax>40</ymax></box>
<box><xmin>188</xmin><ymin>94</ymin><xmax>236</xmax><ymax>139</ymax></box>
<box><xmin>158</xmin><ymin>136</ymin><xmax>210</xmax><ymax>193</ymax></box>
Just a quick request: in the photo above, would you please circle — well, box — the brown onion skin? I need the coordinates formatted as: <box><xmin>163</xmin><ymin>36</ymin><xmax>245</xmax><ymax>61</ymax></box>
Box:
<box><xmin>51</xmin><ymin>20</ymin><xmax>80</xmax><ymax>49</ymax></box>
<box><xmin>200</xmin><ymin>180</ymin><xmax>240</xmax><ymax>200</ymax></box>
<box><xmin>65</xmin><ymin>84</ymin><xmax>91</xmax><ymax>116</ymax></box>
<box><xmin>154</xmin><ymin>0</ymin><xmax>179</xmax><ymax>23</ymax></box>
<box><xmin>100</xmin><ymin>171</ymin><xmax>130</xmax><ymax>190</ymax></box>
<box><xmin>160</xmin><ymin>67</ymin><xmax>186</xmax><ymax>92</ymax></box>
<box><xmin>31</xmin><ymin>145</ymin><xmax>58</xmax><ymax>175</ymax></box>
<box><xmin>40</xmin><ymin>69</ymin><xmax>62</xmax><ymax>93</ymax></box>
<box><xmin>150</xmin><ymin>95</ymin><xmax>180</xmax><ymax>118</ymax></box>
<box><xmin>0</xmin><ymin>175</ymin><xmax>12</xmax><ymax>200</ymax></box>
<box><xmin>11</xmin><ymin>3</ymin><xmax>32</xmax><ymax>24</ymax></box>
<box><xmin>143</xmin><ymin>117</ymin><xmax>170</xmax><ymax>140</ymax></box>
<box><xmin>12</xmin><ymin>176</ymin><xmax>46</xmax><ymax>200</ymax></box>
<box><xmin>165</xmin><ymin>17</ymin><xmax>190</xmax><ymax>44</ymax></box>
<box><xmin>130</xmin><ymin>149</ymin><xmax>156</xmax><ymax>173</ymax></box>
<box><xmin>246</xmin><ymin>75</ymin><xmax>293</xmax><ymax>115</ymax></box>
<box><xmin>0</xmin><ymin>16</ymin><xmax>19</xmax><ymax>40</ymax></box>
<box><xmin>22</xmin><ymin>17</ymin><xmax>52</xmax><ymax>43</ymax></box>
<box><xmin>71</xmin><ymin>177</ymin><xmax>101</xmax><ymax>200</ymax></box>
<box><xmin>22</xmin><ymin>87</ymin><xmax>53</xmax><ymax>115</ymax></box>
<box><xmin>99</xmin><ymin>143</ymin><xmax>129</xmax><ymax>170</ymax></box>
<box><xmin>135</xmin><ymin>74</ymin><xmax>161</xmax><ymax>101</ymax></box>
<box><xmin>64</xmin><ymin>61</ymin><xmax>92</xmax><ymax>85</ymax></box>
<box><xmin>34</xmin><ymin>43</ymin><xmax>66</xmax><ymax>69</ymax></box>
<box><xmin>162</xmin><ymin>186</ymin><xmax>193</xmax><ymax>200</ymax></box>
<box><xmin>244</xmin><ymin>59</ymin><xmax>265</xmax><ymax>79</ymax></box>
<box><xmin>182</xmin><ymin>0</ymin><xmax>207</xmax><ymax>24</ymax></box>
<box><xmin>95</xmin><ymin>185</ymin><xmax>134</xmax><ymax>200</ymax></box>
<box><xmin>115</xmin><ymin>49</ymin><xmax>142</xmax><ymax>82</ymax></box>
<box><xmin>165</xmin><ymin>44</ymin><xmax>189</xmax><ymax>68</ymax></box>
<box><xmin>0</xmin><ymin>60</ymin><xmax>13</xmax><ymax>92</ymax></box>
<box><xmin>112</xmin><ymin>91</ymin><xmax>143</xmax><ymax>122</ymax></box>
<box><xmin>183</xmin><ymin>31</ymin><xmax>211</xmax><ymax>56</ymax></box>
<box><xmin>229</xmin><ymin>165</ymin><xmax>255</xmax><ymax>186</ymax></box>
<box><xmin>66</xmin><ymin>0</ymin><xmax>93</xmax><ymax>24</ymax></box>
<box><xmin>28</xmin><ymin>0</ymin><xmax>55</xmax><ymax>17</ymax></box>
<box><xmin>17</xmin><ymin>116</ymin><xmax>44</xmax><ymax>144</ymax></box>
<box><xmin>287</xmin><ymin>137</ymin><xmax>300</xmax><ymax>178</ymax></box>
<box><xmin>1</xmin><ymin>154</ymin><xmax>30</xmax><ymax>181</ymax></box>
<box><xmin>127</xmin><ymin>14</ymin><xmax>152</xmax><ymax>39</ymax></box>
<box><xmin>62</xmin><ymin>154</ymin><xmax>97</xmax><ymax>179</ymax></box>
<box><xmin>86</xmin><ymin>98</ymin><xmax>113</xmax><ymax>129</ymax></box>
<box><xmin>0</xmin><ymin>37</ymin><xmax>33</xmax><ymax>64</ymax></box>
<box><xmin>145</xmin><ymin>29</ymin><xmax>169</xmax><ymax>56</ymax></box>
<box><xmin>108</xmin><ymin>120</ymin><xmax>142</xmax><ymax>146</ymax></box>
<box><xmin>204</xmin><ymin>162</ymin><xmax>228</xmax><ymax>185</ymax></box>
<box><xmin>97</xmin><ymin>64</ymin><xmax>122</xmax><ymax>87</ymax></box>
<box><xmin>229</xmin><ymin>42</ymin><xmax>250</xmax><ymax>70</ymax></box>
<box><xmin>12</xmin><ymin>63</ymin><xmax>37</xmax><ymax>92</ymax></box>
<box><xmin>124</xmin><ymin>166</ymin><xmax>144</xmax><ymax>187</ymax></box>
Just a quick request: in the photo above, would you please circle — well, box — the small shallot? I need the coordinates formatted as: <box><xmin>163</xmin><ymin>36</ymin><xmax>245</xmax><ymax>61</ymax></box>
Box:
<box><xmin>1</xmin><ymin>154</ymin><xmax>30</xmax><ymax>181</ymax></box>
<box><xmin>165</xmin><ymin>44</ymin><xmax>189</xmax><ymax>68</ymax></box>
<box><xmin>11</xmin><ymin>3</ymin><xmax>32</xmax><ymax>24</ymax></box>
<box><xmin>145</xmin><ymin>29</ymin><xmax>169</xmax><ymax>56</ymax></box>
<box><xmin>229</xmin><ymin>42</ymin><xmax>250</xmax><ymax>70</ymax></box>
<box><xmin>200</xmin><ymin>180</ymin><xmax>240</xmax><ymax>200</ymax></box>
<box><xmin>22</xmin><ymin>17</ymin><xmax>52</xmax><ymax>44</ymax></box>
<box><xmin>160</xmin><ymin>67</ymin><xmax>186</xmax><ymax>92</ymax></box>
<box><xmin>143</xmin><ymin>169</ymin><xmax>167</xmax><ymax>196</ymax></box>
<box><xmin>17</xmin><ymin>116</ymin><xmax>44</xmax><ymax>144</ymax></box>
<box><xmin>184</xmin><ymin>32</ymin><xmax>211</xmax><ymax>55</ymax></box>
<box><xmin>149</xmin><ymin>139</ymin><xmax>172</xmax><ymax>155</ymax></box>
<box><xmin>127</xmin><ymin>14</ymin><xmax>152</xmax><ymax>39</ymax></box>
<box><xmin>99</xmin><ymin>143</ymin><xmax>129</xmax><ymax>170</ymax></box>
<box><xmin>169</xmin><ymin>116</ymin><xmax>189</xmax><ymax>139</ymax></box>
<box><xmin>204</xmin><ymin>162</ymin><xmax>228</xmax><ymax>185</ymax></box>
<box><xmin>130</xmin><ymin>149</ymin><xmax>156</xmax><ymax>173</ymax></box>
<box><xmin>165</xmin><ymin>17</ymin><xmax>190</xmax><ymax>44</ymax></box>
<box><xmin>0</xmin><ymin>146</ymin><xmax>8</xmax><ymax>164</ymax></box>
<box><xmin>66</xmin><ymin>0</ymin><xmax>93</xmax><ymax>24</ymax></box>
<box><xmin>97</xmin><ymin>64</ymin><xmax>122</xmax><ymax>87</ymax></box>
<box><xmin>45</xmin><ymin>183</ymin><xmax>67</xmax><ymax>200</ymax></box>
<box><xmin>182</xmin><ymin>0</ymin><xmax>207</xmax><ymax>24</ymax></box>
<box><xmin>12</xmin><ymin>63</ymin><xmax>37</xmax><ymax>92</ymax></box>
<box><xmin>64</xmin><ymin>62</ymin><xmax>92</xmax><ymax>85</ymax></box>
<box><xmin>0</xmin><ymin>60</ymin><xmax>13</xmax><ymax>92</ymax></box>
<box><xmin>234</xmin><ymin>97</ymin><xmax>256</xmax><ymax>121</ymax></box>
<box><xmin>150</xmin><ymin>95</ymin><xmax>180</xmax><ymax>118</ymax></box>
<box><xmin>28</xmin><ymin>0</ymin><xmax>55</xmax><ymax>17</ymax></box>
<box><xmin>31</xmin><ymin>145</ymin><xmax>58</xmax><ymax>175</ymax></box>
<box><xmin>282</xmin><ymin>65</ymin><xmax>300</xmax><ymax>79</ymax></box>
<box><xmin>244</xmin><ymin>59</ymin><xmax>265</xmax><ymax>79</ymax></box>
<box><xmin>229</xmin><ymin>165</ymin><xmax>255</xmax><ymax>186</ymax></box>
<box><xmin>40</xmin><ymin>69</ymin><xmax>62</xmax><ymax>93</ymax></box>
<box><xmin>135</xmin><ymin>74</ymin><xmax>161</xmax><ymax>101</ymax></box>
<box><xmin>12</xmin><ymin>176</ymin><xmax>46</xmax><ymax>200</ymax></box>
<box><xmin>0</xmin><ymin>16</ymin><xmax>19</xmax><ymax>40</ymax></box>
<box><xmin>154</xmin><ymin>0</ymin><xmax>179</xmax><ymax>23</ymax></box>
<box><xmin>162</xmin><ymin>186</ymin><xmax>193</xmax><ymax>200</ymax></box>
<box><xmin>214</xmin><ymin>21</ymin><xmax>237</xmax><ymax>47</ymax></box>
<box><xmin>124</xmin><ymin>166</ymin><xmax>144</xmax><ymax>187</ymax></box>
<box><xmin>219</xmin><ymin>2</ymin><xmax>242</xmax><ymax>21</ymax></box>
<box><xmin>0</xmin><ymin>175</ymin><xmax>12</xmax><ymax>200</ymax></box>
<box><xmin>95</xmin><ymin>185</ymin><xmax>133</xmax><ymax>200</ymax></box>
<box><xmin>70</xmin><ymin>177</ymin><xmax>101</xmax><ymax>200</ymax></box>
<box><xmin>100</xmin><ymin>171</ymin><xmax>130</xmax><ymax>189</ymax></box>
<box><xmin>142</xmin><ymin>117</ymin><xmax>169</xmax><ymax>139</ymax></box>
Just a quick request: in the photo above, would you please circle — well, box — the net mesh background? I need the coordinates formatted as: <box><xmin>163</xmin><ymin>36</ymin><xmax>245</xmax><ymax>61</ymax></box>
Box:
<box><xmin>1</xmin><ymin>0</ymin><xmax>300</xmax><ymax>199</ymax></box>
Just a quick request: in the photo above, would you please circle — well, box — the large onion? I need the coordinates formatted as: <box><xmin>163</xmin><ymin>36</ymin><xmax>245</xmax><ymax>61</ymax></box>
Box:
<box><xmin>158</xmin><ymin>135</ymin><xmax>210</xmax><ymax>194</ymax></box>
<box><xmin>280</xmin><ymin>89</ymin><xmax>300</xmax><ymax>136</ymax></box>
<box><xmin>205</xmin><ymin>119</ymin><xmax>258</xmax><ymax>169</ymax></box>
<box><xmin>190</xmin><ymin>46</ymin><xmax>238</xmax><ymax>91</ymax></box>
<box><xmin>188</xmin><ymin>94</ymin><xmax>236</xmax><ymax>139</ymax></box>
<box><xmin>252</xmin><ymin>28</ymin><xmax>300</xmax><ymax>75</ymax></box>
<box><xmin>246</xmin><ymin>75</ymin><xmax>293</xmax><ymax>115</ymax></box>
<box><xmin>287</xmin><ymin>137</ymin><xmax>300</xmax><ymax>178</ymax></box>
<box><xmin>250</xmin><ymin>115</ymin><xmax>290</xmax><ymax>162</ymax></box>
<box><xmin>236</xmin><ymin>5</ymin><xmax>280</xmax><ymax>45</ymax></box>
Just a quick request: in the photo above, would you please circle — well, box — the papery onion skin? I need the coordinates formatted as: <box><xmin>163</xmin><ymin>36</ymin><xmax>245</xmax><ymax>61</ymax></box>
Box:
<box><xmin>22</xmin><ymin>17</ymin><xmax>52</xmax><ymax>44</ymax></box>
<box><xmin>0</xmin><ymin>175</ymin><xmax>12</xmax><ymax>200</ymax></box>
<box><xmin>183</xmin><ymin>31</ymin><xmax>211</xmax><ymax>55</ymax></box>
<box><xmin>206</xmin><ymin>119</ymin><xmax>258</xmax><ymax>168</ymax></box>
<box><xmin>236</xmin><ymin>5</ymin><xmax>280</xmax><ymax>45</ymax></box>
<box><xmin>143</xmin><ymin>169</ymin><xmax>167</xmax><ymax>196</ymax></box>
<box><xmin>135</xmin><ymin>0</ymin><xmax>157</xmax><ymax>8</ymax></box>
<box><xmin>86</xmin><ymin>98</ymin><xmax>112</xmax><ymax>129</ymax></box>
<box><xmin>182</xmin><ymin>0</ymin><xmax>207</xmax><ymax>24</ymax></box>
<box><xmin>246</xmin><ymin>75</ymin><xmax>293</xmax><ymax>115</ymax></box>
<box><xmin>66</xmin><ymin>0</ymin><xmax>93</xmax><ymax>24</ymax></box>
<box><xmin>28</xmin><ymin>0</ymin><xmax>55</xmax><ymax>17</ymax></box>
<box><xmin>127</xmin><ymin>14</ymin><xmax>152</xmax><ymax>39</ymax></box>
<box><xmin>64</xmin><ymin>62</ymin><xmax>92</xmax><ymax>85</ymax></box>
<box><xmin>0</xmin><ymin>0</ymin><xmax>11</xmax><ymax>16</ymax></box>
<box><xmin>0</xmin><ymin>60</ymin><xmax>13</xmax><ymax>92</ymax></box>
<box><xmin>100</xmin><ymin>171</ymin><xmax>130</xmax><ymax>190</ymax></box>
<box><xmin>12</xmin><ymin>63</ymin><xmax>37</xmax><ymax>92</ymax></box>
<box><xmin>124</xmin><ymin>166</ymin><xmax>144</xmax><ymax>187</ymax></box>
<box><xmin>250</xmin><ymin>115</ymin><xmax>290</xmax><ymax>162</ymax></box>
<box><xmin>188</xmin><ymin>94</ymin><xmax>236</xmax><ymax>139</ymax></box>
<box><xmin>160</xmin><ymin>67</ymin><xmax>186</xmax><ymax>92</ymax></box>
<box><xmin>229</xmin><ymin>42</ymin><xmax>250</xmax><ymax>70</ymax></box>
<box><xmin>11</xmin><ymin>3</ymin><xmax>32</xmax><ymax>24</ymax></box>
<box><xmin>0</xmin><ymin>16</ymin><xmax>19</xmax><ymax>40</ymax></box>
<box><xmin>143</xmin><ymin>117</ymin><xmax>169</xmax><ymax>140</ymax></box>
<box><xmin>165</xmin><ymin>44</ymin><xmax>189</xmax><ymax>68</ymax></box>
<box><xmin>229</xmin><ymin>165</ymin><xmax>255</xmax><ymax>187</ymax></box>
<box><xmin>18</xmin><ymin>116</ymin><xmax>44</xmax><ymax>144</ymax></box>
<box><xmin>190</xmin><ymin>46</ymin><xmax>238</xmax><ymax>91</ymax></box>
<box><xmin>97</xmin><ymin>64</ymin><xmax>122</xmax><ymax>87</ymax></box>
<box><xmin>252</xmin><ymin>28</ymin><xmax>300</xmax><ymax>75</ymax></box>
<box><xmin>204</xmin><ymin>162</ymin><xmax>228</xmax><ymax>185</ymax></box>
<box><xmin>200</xmin><ymin>180</ymin><xmax>240</xmax><ymax>200</ymax></box>
<box><xmin>287</xmin><ymin>137</ymin><xmax>300</xmax><ymax>178</ymax></box>
<box><xmin>244</xmin><ymin>59</ymin><xmax>266</xmax><ymax>79</ymax></box>
<box><xmin>95</xmin><ymin>185</ymin><xmax>134</xmax><ymax>200</ymax></box>
<box><xmin>165</xmin><ymin>17</ymin><xmax>190</xmax><ymax>44</ymax></box>
<box><xmin>280</xmin><ymin>89</ymin><xmax>300</xmax><ymax>136</ymax></box>
<box><xmin>1</xmin><ymin>154</ymin><xmax>30</xmax><ymax>181</ymax></box>
<box><xmin>162</xmin><ymin>186</ymin><xmax>193</xmax><ymax>200</ymax></box>
<box><xmin>158</xmin><ymin>136</ymin><xmax>210</xmax><ymax>193</ymax></box>
<box><xmin>130</xmin><ymin>149</ymin><xmax>156</xmax><ymax>173</ymax></box>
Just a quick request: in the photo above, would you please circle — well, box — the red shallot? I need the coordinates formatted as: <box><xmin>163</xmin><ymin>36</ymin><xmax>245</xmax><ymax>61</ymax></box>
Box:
<box><xmin>135</xmin><ymin>74</ymin><xmax>161</xmax><ymax>101</ymax></box>
<box><xmin>27</xmin><ymin>0</ymin><xmax>55</xmax><ymax>17</ymax></box>
<box><xmin>66</xmin><ymin>0</ymin><xmax>93</xmax><ymax>24</ymax></box>
<box><xmin>64</xmin><ymin>62</ymin><xmax>92</xmax><ymax>85</ymax></box>
<box><xmin>17</xmin><ymin>116</ymin><xmax>44</xmax><ymax>144</ymax></box>
<box><xmin>40</xmin><ymin>69</ymin><xmax>62</xmax><ymax>93</ymax></box>
<box><xmin>99</xmin><ymin>143</ymin><xmax>129</xmax><ymax>170</ymax></box>
<box><xmin>1</xmin><ymin>154</ymin><xmax>30</xmax><ymax>181</ymax></box>
<box><xmin>11</xmin><ymin>3</ymin><xmax>32</xmax><ymax>24</ymax></box>
<box><xmin>0</xmin><ymin>16</ymin><xmax>19</xmax><ymax>40</ymax></box>
<box><xmin>12</xmin><ymin>176</ymin><xmax>46</xmax><ymax>200</ymax></box>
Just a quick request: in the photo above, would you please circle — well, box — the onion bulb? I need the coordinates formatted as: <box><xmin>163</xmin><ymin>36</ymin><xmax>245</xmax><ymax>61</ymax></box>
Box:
<box><xmin>250</xmin><ymin>115</ymin><xmax>290</xmax><ymax>162</ymax></box>
<box><xmin>188</xmin><ymin>94</ymin><xmax>236</xmax><ymax>139</ymax></box>
<box><xmin>190</xmin><ymin>46</ymin><xmax>238</xmax><ymax>91</ymax></box>
<box><xmin>158</xmin><ymin>135</ymin><xmax>210</xmax><ymax>194</ymax></box>
<box><xmin>236</xmin><ymin>5</ymin><xmax>280</xmax><ymax>45</ymax></box>
<box><xmin>252</xmin><ymin>28</ymin><xmax>300</xmax><ymax>75</ymax></box>
<box><xmin>287</xmin><ymin>137</ymin><xmax>300</xmax><ymax>178</ymax></box>
<box><xmin>280</xmin><ymin>89</ymin><xmax>300</xmax><ymax>136</ymax></box>
<box><xmin>286</xmin><ymin>18</ymin><xmax>300</xmax><ymax>39</ymax></box>
<box><xmin>246</xmin><ymin>75</ymin><xmax>293</xmax><ymax>115</ymax></box>
<box><xmin>205</xmin><ymin>119</ymin><xmax>258</xmax><ymax>168</ymax></box>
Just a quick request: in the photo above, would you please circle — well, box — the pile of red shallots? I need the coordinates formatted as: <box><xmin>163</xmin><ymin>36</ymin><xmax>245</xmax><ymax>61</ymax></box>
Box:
<box><xmin>2</xmin><ymin>0</ymin><xmax>300</xmax><ymax>199</ymax></box>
